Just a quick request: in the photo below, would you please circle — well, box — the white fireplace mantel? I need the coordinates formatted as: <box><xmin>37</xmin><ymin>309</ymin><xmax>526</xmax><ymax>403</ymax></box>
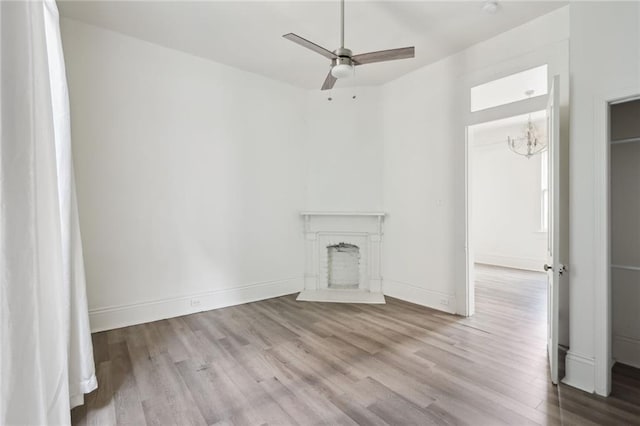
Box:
<box><xmin>297</xmin><ymin>211</ymin><xmax>386</xmax><ymax>304</ymax></box>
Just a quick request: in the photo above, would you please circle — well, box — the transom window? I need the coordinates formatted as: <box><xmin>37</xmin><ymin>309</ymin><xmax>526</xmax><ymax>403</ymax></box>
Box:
<box><xmin>470</xmin><ymin>64</ymin><xmax>548</xmax><ymax>112</ymax></box>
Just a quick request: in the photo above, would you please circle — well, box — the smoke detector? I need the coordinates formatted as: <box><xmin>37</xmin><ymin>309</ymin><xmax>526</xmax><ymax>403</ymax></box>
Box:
<box><xmin>482</xmin><ymin>1</ymin><xmax>499</xmax><ymax>14</ymax></box>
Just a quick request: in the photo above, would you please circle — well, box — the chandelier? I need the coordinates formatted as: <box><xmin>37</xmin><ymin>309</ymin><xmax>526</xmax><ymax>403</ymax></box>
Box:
<box><xmin>507</xmin><ymin>90</ymin><xmax>547</xmax><ymax>159</ymax></box>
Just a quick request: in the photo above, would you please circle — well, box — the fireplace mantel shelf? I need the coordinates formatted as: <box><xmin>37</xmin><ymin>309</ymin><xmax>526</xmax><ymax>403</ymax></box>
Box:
<box><xmin>300</xmin><ymin>211</ymin><xmax>386</xmax><ymax>217</ymax></box>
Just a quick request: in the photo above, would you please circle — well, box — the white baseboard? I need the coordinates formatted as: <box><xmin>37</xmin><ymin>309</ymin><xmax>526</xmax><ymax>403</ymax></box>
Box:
<box><xmin>562</xmin><ymin>350</ymin><xmax>595</xmax><ymax>393</ymax></box>
<box><xmin>89</xmin><ymin>277</ymin><xmax>303</xmax><ymax>332</ymax></box>
<box><xmin>613</xmin><ymin>334</ymin><xmax>640</xmax><ymax>369</ymax></box>
<box><xmin>383</xmin><ymin>279</ymin><xmax>456</xmax><ymax>314</ymax></box>
<box><xmin>475</xmin><ymin>253</ymin><xmax>545</xmax><ymax>272</ymax></box>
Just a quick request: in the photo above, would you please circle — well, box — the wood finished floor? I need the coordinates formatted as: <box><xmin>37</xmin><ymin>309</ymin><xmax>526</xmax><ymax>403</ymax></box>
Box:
<box><xmin>72</xmin><ymin>265</ymin><xmax>640</xmax><ymax>425</ymax></box>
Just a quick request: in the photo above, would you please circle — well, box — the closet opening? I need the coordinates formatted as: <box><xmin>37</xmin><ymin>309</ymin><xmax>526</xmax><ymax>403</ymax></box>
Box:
<box><xmin>609</xmin><ymin>98</ymin><xmax>640</xmax><ymax>389</ymax></box>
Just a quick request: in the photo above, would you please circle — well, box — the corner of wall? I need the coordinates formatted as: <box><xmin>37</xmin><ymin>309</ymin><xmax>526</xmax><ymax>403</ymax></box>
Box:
<box><xmin>562</xmin><ymin>350</ymin><xmax>595</xmax><ymax>393</ymax></box>
<box><xmin>383</xmin><ymin>279</ymin><xmax>457</xmax><ymax>315</ymax></box>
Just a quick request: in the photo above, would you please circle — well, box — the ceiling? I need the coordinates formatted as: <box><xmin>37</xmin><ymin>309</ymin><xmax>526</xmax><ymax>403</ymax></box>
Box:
<box><xmin>57</xmin><ymin>1</ymin><xmax>567</xmax><ymax>90</ymax></box>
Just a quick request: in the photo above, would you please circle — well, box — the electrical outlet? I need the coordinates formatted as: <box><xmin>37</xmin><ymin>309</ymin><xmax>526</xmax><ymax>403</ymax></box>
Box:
<box><xmin>439</xmin><ymin>298</ymin><xmax>449</xmax><ymax>306</ymax></box>
<box><xmin>190</xmin><ymin>298</ymin><xmax>201</xmax><ymax>307</ymax></box>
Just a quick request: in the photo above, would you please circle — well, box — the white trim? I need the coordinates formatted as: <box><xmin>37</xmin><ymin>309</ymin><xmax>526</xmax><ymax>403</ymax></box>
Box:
<box><xmin>88</xmin><ymin>277</ymin><xmax>303</xmax><ymax>332</ymax></box>
<box><xmin>463</xmin><ymin>124</ymin><xmax>474</xmax><ymax>317</ymax></box>
<box><xmin>467</xmin><ymin>96</ymin><xmax>548</xmax><ymax>127</ymax></box>
<box><xmin>613</xmin><ymin>335</ymin><xmax>640</xmax><ymax>369</ymax></box>
<box><xmin>593</xmin><ymin>88</ymin><xmax>640</xmax><ymax>397</ymax></box>
<box><xmin>384</xmin><ymin>279</ymin><xmax>456</xmax><ymax>314</ymax></box>
<box><xmin>475</xmin><ymin>254</ymin><xmax>545</xmax><ymax>272</ymax></box>
<box><xmin>562</xmin><ymin>351</ymin><xmax>595</xmax><ymax>393</ymax></box>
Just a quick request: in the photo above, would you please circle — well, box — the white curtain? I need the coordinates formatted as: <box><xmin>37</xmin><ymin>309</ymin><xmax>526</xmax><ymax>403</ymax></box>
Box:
<box><xmin>0</xmin><ymin>1</ymin><xmax>97</xmax><ymax>424</ymax></box>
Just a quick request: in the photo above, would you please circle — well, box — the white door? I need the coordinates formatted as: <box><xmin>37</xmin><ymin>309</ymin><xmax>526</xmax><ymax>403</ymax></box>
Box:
<box><xmin>545</xmin><ymin>75</ymin><xmax>566</xmax><ymax>385</ymax></box>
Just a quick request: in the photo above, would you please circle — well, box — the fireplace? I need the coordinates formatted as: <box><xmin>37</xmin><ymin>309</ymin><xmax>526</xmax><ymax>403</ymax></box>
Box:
<box><xmin>297</xmin><ymin>212</ymin><xmax>385</xmax><ymax>304</ymax></box>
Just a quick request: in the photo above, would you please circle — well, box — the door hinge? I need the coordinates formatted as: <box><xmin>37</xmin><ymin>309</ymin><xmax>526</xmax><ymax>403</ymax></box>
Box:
<box><xmin>559</xmin><ymin>264</ymin><xmax>567</xmax><ymax>276</ymax></box>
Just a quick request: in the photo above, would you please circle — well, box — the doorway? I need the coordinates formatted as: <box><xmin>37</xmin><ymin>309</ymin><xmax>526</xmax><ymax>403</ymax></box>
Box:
<box><xmin>608</xmin><ymin>98</ymin><xmax>640</xmax><ymax>391</ymax></box>
<box><xmin>464</xmin><ymin>64</ymin><xmax>550</xmax><ymax>317</ymax></box>
<box><xmin>466</xmin><ymin>111</ymin><xmax>550</xmax><ymax>357</ymax></box>
<box><xmin>464</xmin><ymin>66</ymin><xmax>569</xmax><ymax>384</ymax></box>
<box><xmin>593</xmin><ymin>91</ymin><xmax>640</xmax><ymax>396</ymax></box>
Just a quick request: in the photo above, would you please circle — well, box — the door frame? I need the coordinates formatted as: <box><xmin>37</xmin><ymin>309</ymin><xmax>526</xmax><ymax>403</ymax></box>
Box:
<box><xmin>593</xmin><ymin>88</ymin><xmax>640</xmax><ymax>396</ymax></box>
<box><xmin>457</xmin><ymin>41</ymin><xmax>569</xmax><ymax>318</ymax></box>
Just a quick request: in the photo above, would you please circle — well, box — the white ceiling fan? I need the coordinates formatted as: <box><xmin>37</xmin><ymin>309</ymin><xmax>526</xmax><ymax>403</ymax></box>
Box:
<box><xmin>283</xmin><ymin>0</ymin><xmax>415</xmax><ymax>90</ymax></box>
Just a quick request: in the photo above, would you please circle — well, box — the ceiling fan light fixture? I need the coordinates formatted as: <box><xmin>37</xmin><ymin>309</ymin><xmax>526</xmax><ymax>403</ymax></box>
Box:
<box><xmin>331</xmin><ymin>63</ymin><xmax>354</xmax><ymax>79</ymax></box>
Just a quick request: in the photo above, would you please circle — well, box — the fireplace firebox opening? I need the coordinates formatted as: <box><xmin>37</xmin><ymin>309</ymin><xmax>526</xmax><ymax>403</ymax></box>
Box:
<box><xmin>327</xmin><ymin>243</ymin><xmax>360</xmax><ymax>289</ymax></box>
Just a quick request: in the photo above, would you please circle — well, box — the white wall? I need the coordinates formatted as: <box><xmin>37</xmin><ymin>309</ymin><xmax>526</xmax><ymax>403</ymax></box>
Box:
<box><xmin>305</xmin><ymin>88</ymin><xmax>383</xmax><ymax>212</ymax></box>
<box><xmin>566</xmin><ymin>2</ymin><xmax>640</xmax><ymax>393</ymax></box>
<box><xmin>381</xmin><ymin>7</ymin><xmax>569</xmax><ymax>314</ymax></box>
<box><xmin>381</xmin><ymin>55</ymin><xmax>462</xmax><ymax>312</ymax></box>
<box><xmin>62</xmin><ymin>19</ymin><xmax>308</xmax><ymax>331</ymax></box>
<box><xmin>470</xmin><ymin>118</ymin><xmax>547</xmax><ymax>271</ymax></box>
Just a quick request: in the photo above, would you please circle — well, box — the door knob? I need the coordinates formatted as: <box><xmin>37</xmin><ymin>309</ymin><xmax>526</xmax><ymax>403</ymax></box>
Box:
<box><xmin>544</xmin><ymin>264</ymin><xmax>553</xmax><ymax>271</ymax></box>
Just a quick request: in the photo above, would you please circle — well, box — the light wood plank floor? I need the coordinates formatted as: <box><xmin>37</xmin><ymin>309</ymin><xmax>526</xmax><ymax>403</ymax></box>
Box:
<box><xmin>72</xmin><ymin>266</ymin><xmax>640</xmax><ymax>425</ymax></box>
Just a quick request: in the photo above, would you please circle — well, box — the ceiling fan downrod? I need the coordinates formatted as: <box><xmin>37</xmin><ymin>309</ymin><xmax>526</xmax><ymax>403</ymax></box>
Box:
<box><xmin>333</xmin><ymin>0</ymin><xmax>353</xmax><ymax>78</ymax></box>
<box><xmin>340</xmin><ymin>0</ymin><xmax>345</xmax><ymax>48</ymax></box>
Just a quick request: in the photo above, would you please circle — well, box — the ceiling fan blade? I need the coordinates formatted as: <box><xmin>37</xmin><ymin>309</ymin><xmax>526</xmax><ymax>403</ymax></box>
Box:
<box><xmin>283</xmin><ymin>33</ymin><xmax>337</xmax><ymax>60</ymax></box>
<box><xmin>352</xmin><ymin>46</ymin><xmax>415</xmax><ymax>66</ymax></box>
<box><xmin>321</xmin><ymin>71</ymin><xmax>337</xmax><ymax>91</ymax></box>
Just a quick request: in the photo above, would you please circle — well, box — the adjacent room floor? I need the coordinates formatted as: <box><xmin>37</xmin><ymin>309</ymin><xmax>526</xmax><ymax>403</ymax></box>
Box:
<box><xmin>72</xmin><ymin>266</ymin><xmax>640</xmax><ymax>425</ymax></box>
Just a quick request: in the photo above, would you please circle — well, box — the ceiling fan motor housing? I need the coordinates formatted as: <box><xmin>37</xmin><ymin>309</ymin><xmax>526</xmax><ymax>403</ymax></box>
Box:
<box><xmin>332</xmin><ymin>56</ymin><xmax>354</xmax><ymax>68</ymax></box>
<box><xmin>335</xmin><ymin>47</ymin><xmax>352</xmax><ymax>58</ymax></box>
<box><xmin>333</xmin><ymin>47</ymin><xmax>354</xmax><ymax>66</ymax></box>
